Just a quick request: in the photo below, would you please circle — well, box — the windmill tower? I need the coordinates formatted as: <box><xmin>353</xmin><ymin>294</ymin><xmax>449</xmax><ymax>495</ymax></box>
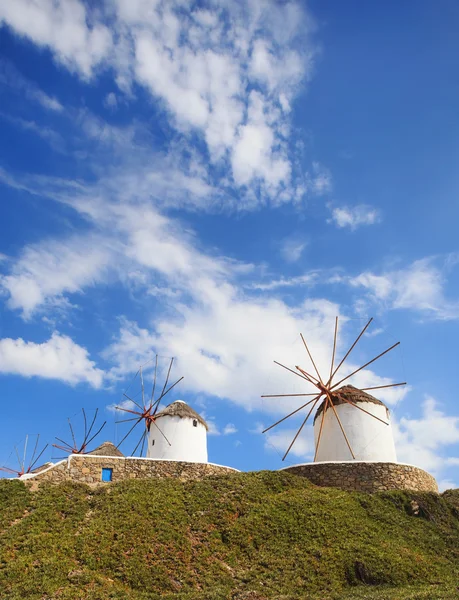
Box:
<box><xmin>147</xmin><ymin>400</ymin><xmax>208</xmax><ymax>462</ymax></box>
<box><xmin>262</xmin><ymin>317</ymin><xmax>405</xmax><ymax>462</ymax></box>
<box><xmin>313</xmin><ymin>385</ymin><xmax>397</xmax><ymax>462</ymax></box>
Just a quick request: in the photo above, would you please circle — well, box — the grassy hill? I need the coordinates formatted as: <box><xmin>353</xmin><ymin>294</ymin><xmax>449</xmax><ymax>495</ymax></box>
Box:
<box><xmin>0</xmin><ymin>471</ymin><xmax>458</xmax><ymax>599</ymax></box>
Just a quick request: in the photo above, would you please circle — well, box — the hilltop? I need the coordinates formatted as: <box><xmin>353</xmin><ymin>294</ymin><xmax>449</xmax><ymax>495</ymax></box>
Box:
<box><xmin>0</xmin><ymin>471</ymin><xmax>459</xmax><ymax>600</ymax></box>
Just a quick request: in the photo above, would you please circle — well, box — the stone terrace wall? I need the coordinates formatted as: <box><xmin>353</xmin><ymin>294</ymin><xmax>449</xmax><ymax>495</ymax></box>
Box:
<box><xmin>282</xmin><ymin>462</ymin><xmax>438</xmax><ymax>493</ymax></box>
<box><xmin>24</xmin><ymin>456</ymin><xmax>238</xmax><ymax>489</ymax></box>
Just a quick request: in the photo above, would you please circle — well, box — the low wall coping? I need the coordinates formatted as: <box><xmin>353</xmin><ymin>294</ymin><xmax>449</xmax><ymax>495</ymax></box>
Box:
<box><xmin>279</xmin><ymin>460</ymin><xmax>427</xmax><ymax>471</ymax></box>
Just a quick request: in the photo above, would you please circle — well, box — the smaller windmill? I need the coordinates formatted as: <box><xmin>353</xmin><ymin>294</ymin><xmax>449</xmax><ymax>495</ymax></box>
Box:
<box><xmin>52</xmin><ymin>409</ymin><xmax>106</xmax><ymax>457</ymax></box>
<box><xmin>262</xmin><ymin>317</ymin><xmax>406</xmax><ymax>461</ymax></box>
<box><xmin>115</xmin><ymin>355</ymin><xmax>184</xmax><ymax>456</ymax></box>
<box><xmin>0</xmin><ymin>434</ymin><xmax>48</xmax><ymax>478</ymax></box>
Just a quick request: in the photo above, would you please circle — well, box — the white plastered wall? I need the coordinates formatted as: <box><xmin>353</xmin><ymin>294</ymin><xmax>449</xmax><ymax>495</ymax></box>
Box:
<box><xmin>313</xmin><ymin>401</ymin><xmax>397</xmax><ymax>462</ymax></box>
<box><xmin>146</xmin><ymin>415</ymin><xmax>208</xmax><ymax>463</ymax></box>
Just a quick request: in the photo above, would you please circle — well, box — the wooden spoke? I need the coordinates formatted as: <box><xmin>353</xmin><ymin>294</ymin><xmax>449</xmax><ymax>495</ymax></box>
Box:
<box><xmin>116</xmin><ymin>418</ymin><xmax>142</xmax><ymax>450</ymax></box>
<box><xmin>85</xmin><ymin>421</ymin><xmax>107</xmax><ymax>448</ymax></box>
<box><xmin>282</xmin><ymin>398</ymin><xmax>320</xmax><ymax>461</ymax></box>
<box><xmin>339</xmin><ymin>397</ymin><xmax>389</xmax><ymax>425</ymax></box>
<box><xmin>273</xmin><ymin>361</ymin><xmax>311</xmax><ymax>383</ymax></box>
<box><xmin>115</xmin><ymin>417</ymin><xmax>141</xmax><ymax>424</ymax></box>
<box><xmin>261</xmin><ymin>393</ymin><xmax>318</xmax><ymax>398</ymax></box>
<box><xmin>0</xmin><ymin>466</ymin><xmax>18</xmax><ymax>475</ymax></box>
<box><xmin>151</xmin><ymin>354</ymin><xmax>158</xmax><ymax>405</ymax></box>
<box><xmin>29</xmin><ymin>435</ymin><xmax>40</xmax><ymax>470</ymax></box>
<box><xmin>68</xmin><ymin>419</ymin><xmax>77</xmax><ymax>450</ymax></box>
<box><xmin>85</xmin><ymin>409</ymin><xmax>99</xmax><ymax>442</ymax></box>
<box><xmin>82</xmin><ymin>409</ymin><xmax>88</xmax><ymax>443</ymax></box>
<box><xmin>140</xmin><ymin>366</ymin><xmax>145</xmax><ymax>409</ymax></box>
<box><xmin>300</xmin><ymin>334</ymin><xmax>323</xmax><ymax>383</ymax></box>
<box><xmin>140</xmin><ymin>430</ymin><xmax>147</xmax><ymax>457</ymax></box>
<box><xmin>123</xmin><ymin>392</ymin><xmax>144</xmax><ymax>411</ymax></box>
<box><xmin>53</xmin><ymin>443</ymin><xmax>74</xmax><ymax>453</ymax></box>
<box><xmin>331</xmin><ymin>341</ymin><xmax>400</xmax><ymax>391</ymax></box>
<box><xmin>314</xmin><ymin>397</ymin><xmax>328</xmax><ymax>461</ymax></box>
<box><xmin>152</xmin><ymin>376</ymin><xmax>184</xmax><ymax>412</ymax></box>
<box><xmin>329</xmin><ymin>316</ymin><xmax>338</xmax><ymax>384</ymax></box>
<box><xmin>28</xmin><ymin>444</ymin><xmax>48</xmax><ymax>472</ymax></box>
<box><xmin>328</xmin><ymin>317</ymin><xmax>373</xmax><ymax>385</ymax></box>
<box><xmin>54</xmin><ymin>437</ymin><xmax>73</xmax><ymax>450</ymax></box>
<box><xmin>151</xmin><ymin>420</ymin><xmax>172</xmax><ymax>446</ymax></box>
<box><xmin>160</xmin><ymin>358</ymin><xmax>174</xmax><ymax>399</ymax></box>
<box><xmin>361</xmin><ymin>382</ymin><xmax>406</xmax><ymax>392</ymax></box>
<box><xmin>326</xmin><ymin>393</ymin><xmax>356</xmax><ymax>459</ymax></box>
<box><xmin>115</xmin><ymin>406</ymin><xmax>143</xmax><ymax>417</ymax></box>
<box><xmin>22</xmin><ymin>436</ymin><xmax>28</xmax><ymax>473</ymax></box>
<box><xmin>295</xmin><ymin>366</ymin><xmax>320</xmax><ymax>384</ymax></box>
<box><xmin>132</xmin><ymin>430</ymin><xmax>147</xmax><ymax>456</ymax></box>
<box><xmin>14</xmin><ymin>446</ymin><xmax>22</xmax><ymax>471</ymax></box>
<box><xmin>262</xmin><ymin>395</ymin><xmax>321</xmax><ymax>434</ymax></box>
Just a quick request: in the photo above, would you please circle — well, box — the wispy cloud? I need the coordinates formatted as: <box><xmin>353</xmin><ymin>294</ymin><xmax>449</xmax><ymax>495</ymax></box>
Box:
<box><xmin>0</xmin><ymin>59</ymin><xmax>63</xmax><ymax>112</ymax></box>
<box><xmin>223</xmin><ymin>423</ymin><xmax>238</xmax><ymax>435</ymax></box>
<box><xmin>329</xmin><ymin>204</ymin><xmax>381</xmax><ymax>230</ymax></box>
<box><xmin>0</xmin><ymin>0</ymin><xmax>326</xmax><ymax>208</ymax></box>
<box><xmin>280</xmin><ymin>237</ymin><xmax>308</xmax><ymax>263</ymax></box>
<box><xmin>350</xmin><ymin>257</ymin><xmax>459</xmax><ymax>320</ymax></box>
<box><xmin>0</xmin><ymin>233</ymin><xmax>113</xmax><ymax>319</ymax></box>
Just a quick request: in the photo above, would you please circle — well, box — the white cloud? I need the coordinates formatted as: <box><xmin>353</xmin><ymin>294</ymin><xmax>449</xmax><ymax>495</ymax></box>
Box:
<box><xmin>248</xmin><ymin>273</ymin><xmax>319</xmax><ymax>292</ymax></box>
<box><xmin>33</xmin><ymin>90</ymin><xmax>63</xmax><ymax>112</ymax></box>
<box><xmin>280</xmin><ymin>238</ymin><xmax>308</xmax><ymax>263</ymax></box>
<box><xmin>264</xmin><ymin>426</ymin><xmax>314</xmax><ymax>461</ymax></box>
<box><xmin>206</xmin><ymin>418</ymin><xmax>221</xmax><ymax>436</ymax></box>
<box><xmin>394</xmin><ymin>396</ymin><xmax>459</xmax><ymax>476</ymax></box>
<box><xmin>0</xmin><ymin>234</ymin><xmax>113</xmax><ymax>318</ymax></box>
<box><xmin>104</xmin><ymin>92</ymin><xmax>118</xmax><ymax>109</ymax></box>
<box><xmin>223</xmin><ymin>423</ymin><xmax>237</xmax><ymax>435</ymax></box>
<box><xmin>0</xmin><ymin>0</ymin><xmax>322</xmax><ymax>206</ymax></box>
<box><xmin>0</xmin><ymin>332</ymin><xmax>104</xmax><ymax>387</ymax></box>
<box><xmin>0</xmin><ymin>59</ymin><xmax>63</xmax><ymax>112</ymax></box>
<box><xmin>350</xmin><ymin>257</ymin><xmax>459</xmax><ymax>320</ymax></box>
<box><xmin>0</xmin><ymin>112</ymin><xmax>65</xmax><ymax>152</ymax></box>
<box><xmin>0</xmin><ymin>0</ymin><xmax>112</xmax><ymax>78</ymax></box>
<box><xmin>437</xmin><ymin>479</ymin><xmax>458</xmax><ymax>492</ymax></box>
<box><xmin>329</xmin><ymin>204</ymin><xmax>381</xmax><ymax>230</ymax></box>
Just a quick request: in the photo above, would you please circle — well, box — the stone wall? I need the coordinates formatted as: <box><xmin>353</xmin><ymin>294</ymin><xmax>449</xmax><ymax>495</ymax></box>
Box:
<box><xmin>24</xmin><ymin>456</ymin><xmax>238</xmax><ymax>489</ymax></box>
<box><xmin>282</xmin><ymin>461</ymin><xmax>438</xmax><ymax>493</ymax></box>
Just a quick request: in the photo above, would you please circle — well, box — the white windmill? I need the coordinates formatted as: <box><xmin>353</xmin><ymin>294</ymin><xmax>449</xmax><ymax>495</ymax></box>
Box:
<box><xmin>262</xmin><ymin>317</ymin><xmax>404</xmax><ymax>462</ymax></box>
<box><xmin>116</xmin><ymin>356</ymin><xmax>208</xmax><ymax>463</ymax></box>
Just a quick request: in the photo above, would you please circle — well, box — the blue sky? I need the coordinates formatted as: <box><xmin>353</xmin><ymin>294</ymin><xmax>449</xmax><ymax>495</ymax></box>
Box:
<box><xmin>0</xmin><ymin>0</ymin><xmax>458</xmax><ymax>489</ymax></box>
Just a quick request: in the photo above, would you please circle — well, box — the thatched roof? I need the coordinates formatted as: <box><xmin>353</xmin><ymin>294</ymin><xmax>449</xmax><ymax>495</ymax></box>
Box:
<box><xmin>155</xmin><ymin>400</ymin><xmax>208</xmax><ymax>430</ymax></box>
<box><xmin>313</xmin><ymin>385</ymin><xmax>387</xmax><ymax>424</ymax></box>
<box><xmin>88</xmin><ymin>441</ymin><xmax>124</xmax><ymax>457</ymax></box>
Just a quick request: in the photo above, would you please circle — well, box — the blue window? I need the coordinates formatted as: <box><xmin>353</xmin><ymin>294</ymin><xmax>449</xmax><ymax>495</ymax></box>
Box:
<box><xmin>101</xmin><ymin>468</ymin><xmax>113</xmax><ymax>482</ymax></box>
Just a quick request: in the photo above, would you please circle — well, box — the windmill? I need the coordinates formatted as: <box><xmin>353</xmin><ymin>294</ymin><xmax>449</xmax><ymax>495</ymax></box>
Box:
<box><xmin>115</xmin><ymin>355</ymin><xmax>184</xmax><ymax>456</ymax></box>
<box><xmin>0</xmin><ymin>434</ymin><xmax>48</xmax><ymax>478</ymax></box>
<box><xmin>52</xmin><ymin>409</ymin><xmax>106</xmax><ymax>457</ymax></box>
<box><xmin>261</xmin><ymin>317</ymin><xmax>406</xmax><ymax>461</ymax></box>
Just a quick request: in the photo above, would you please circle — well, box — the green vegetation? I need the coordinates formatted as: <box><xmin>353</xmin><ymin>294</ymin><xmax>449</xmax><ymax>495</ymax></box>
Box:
<box><xmin>0</xmin><ymin>472</ymin><xmax>458</xmax><ymax>599</ymax></box>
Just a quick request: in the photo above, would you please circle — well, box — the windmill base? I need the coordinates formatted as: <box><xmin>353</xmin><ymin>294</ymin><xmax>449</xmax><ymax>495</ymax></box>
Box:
<box><xmin>281</xmin><ymin>461</ymin><xmax>438</xmax><ymax>494</ymax></box>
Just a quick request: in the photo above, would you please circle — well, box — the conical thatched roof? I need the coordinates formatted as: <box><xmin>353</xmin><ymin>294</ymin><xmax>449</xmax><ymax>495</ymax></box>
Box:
<box><xmin>313</xmin><ymin>385</ymin><xmax>387</xmax><ymax>424</ymax></box>
<box><xmin>155</xmin><ymin>400</ymin><xmax>208</xmax><ymax>430</ymax></box>
<box><xmin>87</xmin><ymin>441</ymin><xmax>124</xmax><ymax>457</ymax></box>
